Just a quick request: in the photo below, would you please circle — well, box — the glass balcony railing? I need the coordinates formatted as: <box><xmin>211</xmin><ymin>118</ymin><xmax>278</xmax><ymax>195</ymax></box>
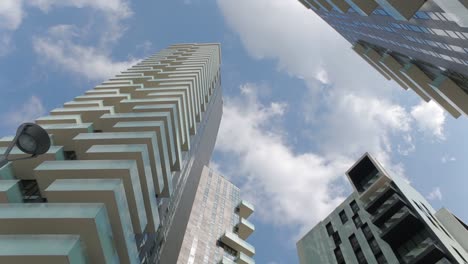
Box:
<box><xmin>238</xmin><ymin>200</ymin><xmax>254</xmax><ymax>219</ymax></box>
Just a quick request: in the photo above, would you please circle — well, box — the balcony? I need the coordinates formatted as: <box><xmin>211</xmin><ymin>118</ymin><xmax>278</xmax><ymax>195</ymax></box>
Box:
<box><xmin>72</xmin><ymin>132</ymin><xmax>170</xmax><ymax>197</ymax></box>
<box><xmin>237</xmin><ymin>200</ymin><xmax>254</xmax><ymax>219</ymax></box>
<box><xmin>430</xmin><ymin>75</ymin><xmax>468</xmax><ymax>117</ymax></box>
<box><xmin>0</xmin><ymin>146</ymin><xmax>65</xmax><ymax>180</ymax></box>
<box><xmin>365</xmin><ymin>182</ymin><xmax>395</xmax><ymax>213</ymax></box>
<box><xmin>36</xmin><ymin>115</ymin><xmax>83</xmax><ymax>125</ymax></box>
<box><xmin>371</xmin><ymin>193</ymin><xmax>406</xmax><ymax>226</ymax></box>
<box><xmin>402</xmin><ymin>238</ymin><xmax>446</xmax><ymax>264</ymax></box>
<box><xmin>221</xmin><ymin>256</ymin><xmax>236</xmax><ymax>264</ymax></box>
<box><xmin>0</xmin><ymin>203</ymin><xmax>119</xmax><ymax>263</ymax></box>
<box><xmin>41</xmin><ymin>123</ymin><xmax>93</xmax><ymax>151</ymax></box>
<box><xmin>400</xmin><ymin>63</ymin><xmax>461</xmax><ymax>118</ymax></box>
<box><xmin>0</xmin><ymin>235</ymin><xmax>88</xmax><ymax>264</ymax></box>
<box><xmin>0</xmin><ymin>180</ymin><xmax>22</xmax><ymax>203</ymax></box>
<box><xmin>34</xmin><ymin>160</ymin><xmax>148</xmax><ymax>234</ymax></box>
<box><xmin>219</xmin><ymin>232</ymin><xmax>255</xmax><ymax>257</ymax></box>
<box><xmin>44</xmin><ymin>179</ymin><xmax>141</xmax><ymax>263</ymax></box>
<box><xmin>64</xmin><ymin>100</ymin><xmax>104</xmax><ymax>108</ymax></box>
<box><xmin>237</xmin><ymin>218</ymin><xmax>255</xmax><ymax>240</ymax></box>
<box><xmin>344</xmin><ymin>0</ymin><xmax>378</xmax><ymax>16</ymax></box>
<box><xmin>324</xmin><ymin>0</ymin><xmax>350</xmax><ymax>13</ymax></box>
<box><xmin>237</xmin><ymin>252</ymin><xmax>255</xmax><ymax>264</ymax></box>
<box><xmin>380</xmin><ymin>207</ymin><xmax>424</xmax><ymax>247</ymax></box>
<box><xmin>374</xmin><ymin>0</ymin><xmax>426</xmax><ymax>21</ymax></box>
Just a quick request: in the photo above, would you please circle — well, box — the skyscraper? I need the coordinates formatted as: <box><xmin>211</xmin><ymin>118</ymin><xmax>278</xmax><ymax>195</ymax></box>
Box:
<box><xmin>296</xmin><ymin>153</ymin><xmax>468</xmax><ymax>264</ymax></box>
<box><xmin>298</xmin><ymin>0</ymin><xmax>468</xmax><ymax>118</ymax></box>
<box><xmin>177</xmin><ymin>166</ymin><xmax>255</xmax><ymax>264</ymax></box>
<box><xmin>0</xmin><ymin>43</ymin><xmax>256</xmax><ymax>264</ymax></box>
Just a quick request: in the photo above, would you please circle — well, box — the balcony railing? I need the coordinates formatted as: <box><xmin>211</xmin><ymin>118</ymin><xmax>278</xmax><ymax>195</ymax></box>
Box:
<box><xmin>402</xmin><ymin>238</ymin><xmax>446</xmax><ymax>264</ymax></box>
<box><xmin>219</xmin><ymin>232</ymin><xmax>255</xmax><ymax>257</ymax></box>
<box><xmin>372</xmin><ymin>193</ymin><xmax>405</xmax><ymax>225</ymax></box>
<box><xmin>380</xmin><ymin>207</ymin><xmax>423</xmax><ymax>247</ymax></box>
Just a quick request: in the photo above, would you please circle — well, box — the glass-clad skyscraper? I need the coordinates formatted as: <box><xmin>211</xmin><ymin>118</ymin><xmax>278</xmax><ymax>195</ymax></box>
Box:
<box><xmin>0</xmin><ymin>43</ymin><xmax>256</xmax><ymax>264</ymax></box>
<box><xmin>297</xmin><ymin>153</ymin><xmax>468</xmax><ymax>264</ymax></box>
<box><xmin>298</xmin><ymin>0</ymin><xmax>468</xmax><ymax>118</ymax></box>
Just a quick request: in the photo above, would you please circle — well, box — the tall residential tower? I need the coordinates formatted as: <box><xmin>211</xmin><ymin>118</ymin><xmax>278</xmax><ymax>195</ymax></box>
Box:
<box><xmin>297</xmin><ymin>153</ymin><xmax>468</xmax><ymax>264</ymax></box>
<box><xmin>298</xmin><ymin>0</ymin><xmax>468</xmax><ymax>118</ymax></box>
<box><xmin>0</xmin><ymin>43</ymin><xmax>256</xmax><ymax>264</ymax></box>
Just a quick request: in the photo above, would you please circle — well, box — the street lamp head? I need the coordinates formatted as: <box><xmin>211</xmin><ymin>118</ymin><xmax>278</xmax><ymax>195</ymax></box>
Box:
<box><xmin>15</xmin><ymin>123</ymin><xmax>51</xmax><ymax>156</ymax></box>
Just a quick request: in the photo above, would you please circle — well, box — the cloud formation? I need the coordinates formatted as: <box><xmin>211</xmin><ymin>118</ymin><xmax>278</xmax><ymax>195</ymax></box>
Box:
<box><xmin>411</xmin><ymin>101</ymin><xmax>446</xmax><ymax>140</ymax></box>
<box><xmin>427</xmin><ymin>187</ymin><xmax>443</xmax><ymax>201</ymax></box>
<box><xmin>216</xmin><ymin>0</ymin><xmax>448</xmax><ymax>237</ymax></box>
<box><xmin>33</xmin><ymin>25</ymin><xmax>139</xmax><ymax>81</ymax></box>
<box><xmin>2</xmin><ymin>96</ymin><xmax>46</xmax><ymax>128</ymax></box>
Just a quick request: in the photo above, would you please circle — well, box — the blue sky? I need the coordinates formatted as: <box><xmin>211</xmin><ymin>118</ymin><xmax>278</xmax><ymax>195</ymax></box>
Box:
<box><xmin>0</xmin><ymin>0</ymin><xmax>467</xmax><ymax>263</ymax></box>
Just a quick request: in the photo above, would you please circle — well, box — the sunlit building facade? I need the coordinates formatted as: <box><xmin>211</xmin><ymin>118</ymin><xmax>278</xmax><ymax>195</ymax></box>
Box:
<box><xmin>298</xmin><ymin>0</ymin><xmax>468</xmax><ymax>118</ymax></box>
<box><xmin>297</xmin><ymin>153</ymin><xmax>468</xmax><ymax>264</ymax></box>
<box><xmin>0</xmin><ymin>43</ymin><xmax>256</xmax><ymax>264</ymax></box>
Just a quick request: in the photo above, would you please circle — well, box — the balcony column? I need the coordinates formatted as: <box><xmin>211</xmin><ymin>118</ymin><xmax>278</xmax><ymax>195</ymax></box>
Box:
<box><xmin>430</xmin><ymin>75</ymin><xmax>468</xmax><ymax>116</ymax></box>
<box><xmin>400</xmin><ymin>63</ymin><xmax>462</xmax><ymax>118</ymax></box>
<box><xmin>352</xmin><ymin>43</ymin><xmax>391</xmax><ymax>80</ymax></box>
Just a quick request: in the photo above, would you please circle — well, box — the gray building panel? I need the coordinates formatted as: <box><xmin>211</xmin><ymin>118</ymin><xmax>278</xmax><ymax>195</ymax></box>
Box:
<box><xmin>298</xmin><ymin>153</ymin><xmax>468</xmax><ymax>264</ymax></box>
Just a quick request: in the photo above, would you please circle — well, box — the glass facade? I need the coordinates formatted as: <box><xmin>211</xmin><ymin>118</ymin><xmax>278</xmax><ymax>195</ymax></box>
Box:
<box><xmin>300</xmin><ymin>0</ymin><xmax>468</xmax><ymax>118</ymax></box>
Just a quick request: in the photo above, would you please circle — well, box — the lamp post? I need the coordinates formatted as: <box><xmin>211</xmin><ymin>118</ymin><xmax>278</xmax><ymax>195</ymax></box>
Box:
<box><xmin>0</xmin><ymin>123</ymin><xmax>51</xmax><ymax>168</ymax></box>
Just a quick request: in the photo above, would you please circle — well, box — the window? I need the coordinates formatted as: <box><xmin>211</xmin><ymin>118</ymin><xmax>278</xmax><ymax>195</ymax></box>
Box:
<box><xmin>355</xmin><ymin>249</ymin><xmax>368</xmax><ymax>264</ymax></box>
<box><xmin>339</xmin><ymin>210</ymin><xmax>348</xmax><ymax>224</ymax></box>
<box><xmin>333</xmin><ymin>231</ymin><xmax>342</xmax><ymax>246</ymax></box>
<box><xmin>334</xmin><ymin>248</ymin><xmax>346</xmax><ymax>264</ymax></box>
<box><xmin>349</xmin><ymin>234</ymin><xmax>360</xmax><ymax>251</ymax></box>
<box><xmin>368</xmin><ymin>237</ymin><xmax>381</xmax><ymax>255</ymax></box>
<box><xmin>353</xmin><ymin>214</ymin><xmax>363</xmax><ymax>228</ymax></box>
<box><xmin>326</xmin><ymin>222</ymin><xmax>334</xmax><ymax>236</ymax></box>
<box><xmin>350</xmin><ymin>200</ymin><xmax>360</xmax><ymax>214</ymax></box>
<box><xmin>375</xmin><ymin>252</ymin><xmax>387</xmax><ymax>264</ymax></box>
<box><xmin>361</xmin><ymin>224</ymin><xmax>373</xmax><ymax>240</ymax></box>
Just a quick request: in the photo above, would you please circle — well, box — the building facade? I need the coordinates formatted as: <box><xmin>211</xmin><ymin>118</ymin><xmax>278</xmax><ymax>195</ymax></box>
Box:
<box><xmin>297</xmin><ymin>153</ymin><xmax>468</xmax><ymax>264</ymax></box>
<box><xmin>177</xmin><ymin>166</ymin><xmax>255</xmax><ymax>264</ymax></box>
<box><xmin>0</xmin><ymin>43</ymin><xmax>255</xmax><ymax>264</ymax></box>
<box><xmin>298</xmin><ymin>0</ymin><xmax>468</xmax><ymax>118</ymax></box>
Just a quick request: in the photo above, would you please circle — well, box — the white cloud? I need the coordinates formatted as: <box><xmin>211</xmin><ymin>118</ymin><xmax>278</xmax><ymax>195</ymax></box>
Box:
<box><xmin>215</xmin><ymin>84</ymin><xmax>350</xmax><ymax>236</ymax></box>
<box><xmin>33</xmin><ymin>25</ymin><xmax>139</xmax><ymax>81</ymax></box>
<box><xmin>0</xmin><ymin>0</ymin><xmax>24</xmax><ymax>30</ymax></box>
<box><xmin>411</xmin><ymin>101</ymin><xmax>446</xmax><ymax>140</ymax></box>
<box><xmin>29</xmin><ymin>0</ymin><xmax>132</xmax><ymax>45</ymax></box>
<box><xmin>3</xmin><ymin>96</ymin><xmax>46</xmax><ymax>127</ymax></box>
<box><xmin>427</xmin><ymin>187</ymin><xmax>443</xmax><ymax>201</ymax></box>
<box><xmin>441</xmin><ymin>155</ymin><xmax>456</xmax><ymax>163</ymax></box>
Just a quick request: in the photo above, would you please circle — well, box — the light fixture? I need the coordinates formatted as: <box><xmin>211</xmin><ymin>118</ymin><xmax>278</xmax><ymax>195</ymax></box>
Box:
<box><xmin>0</xmin><ymin>123</ymin><xmax>51</xmax><ymax>168</ymax></box>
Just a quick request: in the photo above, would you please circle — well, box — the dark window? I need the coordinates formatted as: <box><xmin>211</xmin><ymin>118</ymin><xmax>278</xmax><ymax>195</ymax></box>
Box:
<box><xmin>332</xmin><ymin>231</ymin><xmax>342</xmax><ymax>246</ymax></box>
<box><xmin>334</xmin><ymin>248</ymin><xmax>346</xmax><ymax>264</ymax></box>
<box><xmin>349</xmin><ymin>234</ymin><xmax>360</xmax><ymax>251</ymax></box>
<box><xmin>339</xmin><ymin>210</ymin><xmax>348</xmax><ymax>224</ymax></box>
<box><xmin>361</xmin><ymin>224</ymin><xmax>373</xmax><ymax>240</ymax></box>
<box><xmin>355</xmin><ymin>249</ymin><xmax>368</xmax><ymax>264</ymax></box>
<box><xmin>353</xmin><ymin>214</ymin><xmax>363</xmax><ymax>228</ymax></box>
<box><xmin>64</xmin><ymin>151</ymin><xmax>77</xmax><ymax>160</ymax></box>
<box><xmin>375</xmin><ymin>252</ymin><xmax>387</xmax><ymax>264</ymax></box>
<box><xmin>326</xmin><ymin>222</ymin><xmax>334</xmax><ymax>236</ymax></box>
<box><xmin>93</xmin><ymin>130</ymin><xmax>103</xmax><ymax>133</ymax></box>
<box><xmin>368</xmin><ymin>237</ymin><xmax>381</xmax><ymax>255</ymax></box>
<box><xmin>350</xmin><ymin>200</ymin><xmax>360</xmax><ymax>213</ymax></box>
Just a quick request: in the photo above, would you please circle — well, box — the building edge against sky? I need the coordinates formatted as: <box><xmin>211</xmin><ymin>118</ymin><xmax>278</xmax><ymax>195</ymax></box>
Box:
<box><xmin>298</xmin><ymin>0</ymin><xmax>468</xmax><ymax>119</ymax></box>
<box><xmin>297</xmin><ymin>153</ymin><xmax>468</xmax><ymax>264</ymax></box>
<box><xmin>0</xmin><ymin>43</ymin><xmax>256</xmax><ymax>264</ymax></box>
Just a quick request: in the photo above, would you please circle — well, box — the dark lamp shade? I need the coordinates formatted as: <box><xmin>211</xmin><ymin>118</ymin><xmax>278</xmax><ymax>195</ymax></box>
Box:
<box><xmin>15</xmin><ymin>123</ymin><xmax>51</xmax><ymax>155</ymax></box>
